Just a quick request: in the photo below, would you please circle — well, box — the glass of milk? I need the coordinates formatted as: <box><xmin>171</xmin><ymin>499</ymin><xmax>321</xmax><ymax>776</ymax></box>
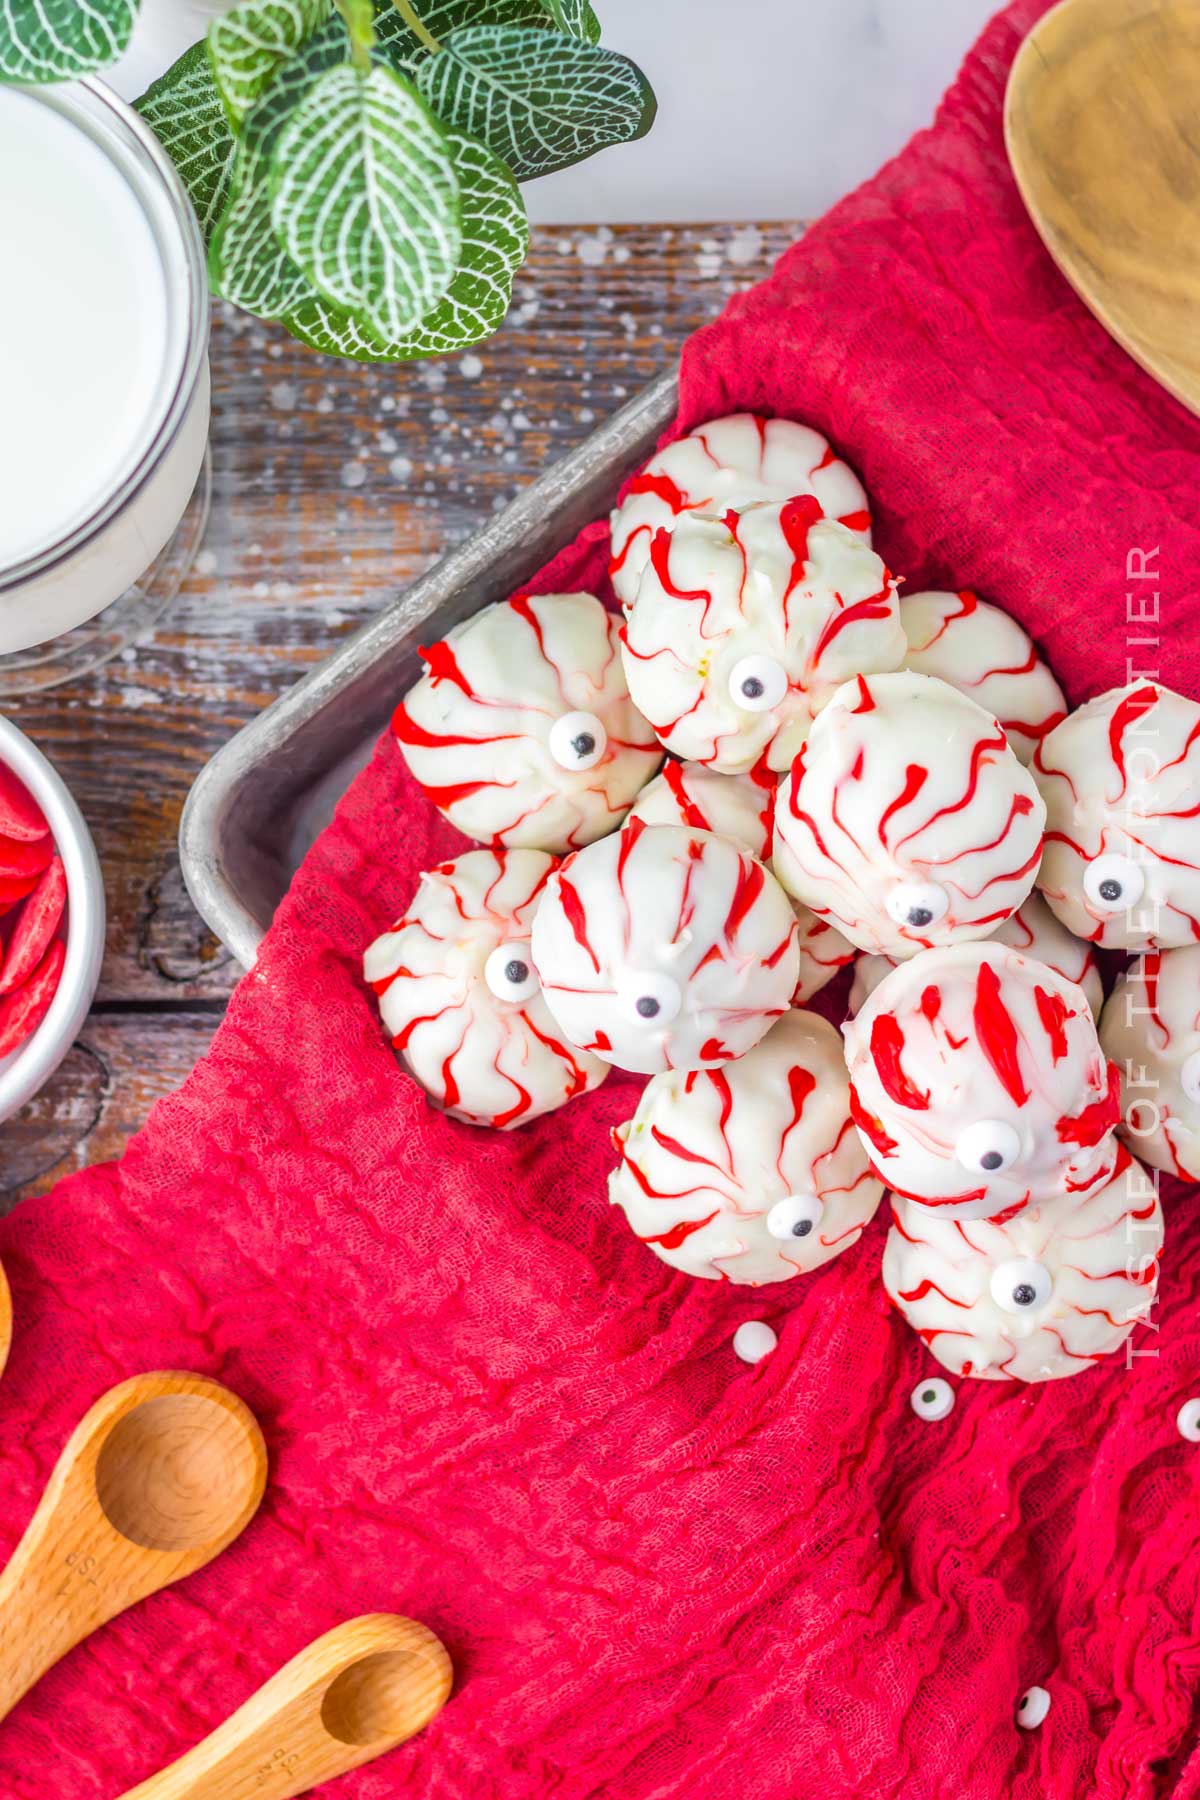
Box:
<box><xmin>0</xmin><ymin>77</ymin><xmax>210</xmax><ymax>694</ymax></box>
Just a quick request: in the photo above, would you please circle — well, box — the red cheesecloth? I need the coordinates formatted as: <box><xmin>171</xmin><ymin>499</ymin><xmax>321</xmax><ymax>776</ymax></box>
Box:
<box><xmin>3</xmin><ymin>4</ymin><xmax>1200</xmax><ymax>1795</ymax></box>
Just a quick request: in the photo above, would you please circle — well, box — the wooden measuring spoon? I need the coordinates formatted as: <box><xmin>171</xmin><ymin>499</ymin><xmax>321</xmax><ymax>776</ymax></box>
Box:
<box><xmin>115</xmin><ymin>1614</ymin><xmax>453</xmax><ymax>1799</ymax></box>
<box><xmin>0</xmin><ymin>1370</ymin><xmax>267</xmax><ymax>1720</ymax></box>
<box><xmin>1006</xmin><ymin>0</ymin><xmax>1200</xmax><ymax>416</ymax></box>
<box><xmin>0</xmin><ymin>1259</ymin><xmax>10</xmax><ymax>1382</ymax></box>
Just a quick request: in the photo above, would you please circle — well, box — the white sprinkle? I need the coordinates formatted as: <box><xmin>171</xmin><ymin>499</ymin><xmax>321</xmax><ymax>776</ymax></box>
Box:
<box><xmin>195</xmin><ymin>549</ymin><xmax>218</xmax><ymax>576</ymax></box>
<box><xmin>576</xmin><ymin>226</ymin><xmax>613</xmax><ymax>267</ymax></box>
<box><xmin>696</xmin><ymin>252</ymin><xmax>723</xmax><ymax>278</ymax></box>
<box><xmin>269</xmin><ymin>380</ymin><xmax>297</xmax><ymax>411</ymax></box>
<box><xmin>118</xmin><ymin>685</ymin><xmax>158</xmax><ymax>709</ymax></box>
<box><xmin>511</xmin><ymin>411</ymin><xmax>532</xmax><ymax>431</ymax></box>
<box><xmin>340</xmin><ymin>461</ymin><xmax>366</xmax><ymax>488</ymax></box>
<box><xmin>1017</xmin><ymin>1686</ymin><xmax>1050</xmax><ymax>1729</ymax></box>
<box><xmin>316</xmin><ymin>395</ymin><xmax>334</xmax><ymax>414</ymax></box>
<box><xmin>556</xmin><ymin>235</ymin><xmax>572</xmax><ymax>255</ymax></box>
<box><xmin>727</xmin><ymin>224</ymin><xmax>763</xmax><ymax>266</ymax></box>
<box><xmin>388</xmin><ymin>455</ymin><xmax>413</xmax><ymax>480</ymax></box>
<box><xmin>459</xmin><ymin>353</ymin><xmax>483</xmax><ymax>378</ymax></box>
<box><xmin>378</xmin><ymin>430</ymin><xmax>398</xmax><ymax>453</ymax></box>
<box><xmin>732</xmin><ymin>1321</ymin><xmax>777</xmax><ymax>1365</ymax></box>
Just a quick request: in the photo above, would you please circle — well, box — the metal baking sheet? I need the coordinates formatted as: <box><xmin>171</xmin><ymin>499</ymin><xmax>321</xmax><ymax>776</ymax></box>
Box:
<box><xmin>180</xmin><ymin>365</ymin><xmax>679</xmax><ymax>968</ymax></box>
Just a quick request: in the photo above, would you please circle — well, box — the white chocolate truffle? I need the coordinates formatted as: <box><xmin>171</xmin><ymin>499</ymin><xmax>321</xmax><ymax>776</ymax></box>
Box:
<box><xmin>620</xmin><ymin>499</ymin><xmax>904</xmax><ymax>775</ymax></box>
<box><xmin>774</xmin><ymin>672</ymin><xmax>1046</xmax><ymax>958</ymax></box>
<box><xmin>393</xmin><ymin>590</ymin><xmax>661</xmax><ymax>854</ymax></box>
<box><xmin>900</xmin><ymin>589</ymin><xmax>1066</xmax><ymax>765</ymax></box>
<box><xmin>849</xmin><ymin>894</ymin><xmax>1104</xmax><ymax>1019</ymax></box>
<box><xmin>882</xmin><ymin>1150</ymin><xmax>1161</xmax><ymax>1381</ymax></box>
<box><xmin>629</xmin><ymin>759</ymin><xmax>856</xmax><ymax>1003</ymax></box>
<box><xmin>530</xmin><ymin>819</ymin><xmax>800</xmax><ymax>1075</ymax></box>
<box><xmin>1034</xmin><ymin>681</ymin><xmax>1200</xmax><ymax>950</ymax></box>
<box><xmin>609</xmin><ymin>1009</ymin><xmax>882</xmax><ymax>1283</ymax></box>
<box><xmin>365</xmin><ymin>848</ymin><xmax>607</xmax><ymax>1129</ymax></box>
<box><xmin>1100</xmin><ymin>946</ymin><xmax>1200</xmax><ymax>1180</ymax></box>
<box><xmin>608</xmin><ymin>412</ymin><xmax>871</xmax><ymax>610</ymax></box>
<box><xmin>844</xmin><ymin>941</ymin><xmax>1121</xmax><ymax>1219</ymax></box>
<box><xmin>629</xmin><ymin>758</ymin><xmax>776</xmax><ymax>858</ymax></box>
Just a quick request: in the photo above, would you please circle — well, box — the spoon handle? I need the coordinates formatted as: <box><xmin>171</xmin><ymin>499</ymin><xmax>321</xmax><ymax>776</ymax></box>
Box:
<box><xmin>116</xmin><ymin>1615</ymin><xmax>452</xmax><ymax>1800</ymax></box>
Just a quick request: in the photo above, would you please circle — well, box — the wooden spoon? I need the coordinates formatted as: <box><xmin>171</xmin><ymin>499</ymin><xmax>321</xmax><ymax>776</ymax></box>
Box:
<box><xmin>115</xmin><ymin>1614</ymin><xmax>453</xmax><ymax>1800</ymax></box>
<box><xmin>1005</xmin><ymin>0</ymin><xmax>1200</xmax><ymax>416</ymax></box>
<box><xmin>0</xmin><ymin>1259</ymin><xmax>10</xmax><ymax>1382</ymax></box>
<box><xmin>0</xmin><ymin>1371</ymin><xmax>267</xmax><ymax>1721</ymax></box>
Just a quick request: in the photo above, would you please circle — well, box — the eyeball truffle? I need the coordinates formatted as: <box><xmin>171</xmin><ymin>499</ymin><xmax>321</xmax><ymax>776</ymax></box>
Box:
<box><xmin>629</xmin><ymin>759</ymin><xmax>855</xmax><ymax>1003</ymax></box>
<box><xmin>364</xmin><ymin>848</ymin><xmax>607</xmax><ymax>1128</ymax></box>
<box><xmin>392</xmin><ymin>590</ymin><xmax>662</xmax><ymax>854</ymax></box>
<box><xmin>844</xmin><ymin>941</ymin><xmax>1122</xmax><ymax>1220</ymax></box>
<box><xmin>899</xmin><ymin>589</ymin><xmax>1066</xmax><ymax>765</ymax></box>
<box><xmin>1034</xmin><ymin>681</ymin><xmax>1200</xmax><ymax>949</ymax></box>
<box><xmin>529</xmin><ymin>819</ymin><xmax>800</xmax><ymax>1075</ymax></box>
<box><xmin>619</xmin><ymin>499</ymin><xmax>904</xmax><ymax>775</ymax></box>
<box><xmin>1100</xmin><ymin>946</ymin><xmax>1200</xmax><ymax>1180</ymax></box>
<box><xmin>609</xmin><ymin>1009</ymin><xmax>883</xmax><ymax>1283</ymax></box>
<box><xmin>882</xmin><ymin>1151</ymin><xmax>1161</xmax><ymax>1381</ymax></box>
<box><xmin>849</xmin><ymin>893</ymin><xmax>1104</xmax><ymax>1019</ymax></box>
<box><xmin>608</xmin><ymin>412</ymin><xmax>871</xmax><ymax>609</ymax></box>
<box><xmin>774</xmin><ymin>672</ymin><xmax>1046</xmax><ymax>958</ymax></box>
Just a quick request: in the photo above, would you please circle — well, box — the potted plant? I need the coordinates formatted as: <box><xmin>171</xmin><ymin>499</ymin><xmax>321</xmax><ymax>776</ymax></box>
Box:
<box><xmin>0</xmin><ymin>0</ymin><xmax>656</xmax><ymax>362</ymax></box>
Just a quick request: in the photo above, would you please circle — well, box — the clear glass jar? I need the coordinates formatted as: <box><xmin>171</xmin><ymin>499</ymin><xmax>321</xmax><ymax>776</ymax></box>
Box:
<box><xmin>0</xmin><ymin>78</ymin><xmax>210</xmax><ymax>695</ymax></box>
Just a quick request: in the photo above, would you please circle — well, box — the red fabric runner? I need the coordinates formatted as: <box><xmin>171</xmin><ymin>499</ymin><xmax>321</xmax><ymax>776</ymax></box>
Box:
<box><xmin>4</xmin><ymin>5</ymin><xmax>1200</xmax><ymax>1795</ymax></box>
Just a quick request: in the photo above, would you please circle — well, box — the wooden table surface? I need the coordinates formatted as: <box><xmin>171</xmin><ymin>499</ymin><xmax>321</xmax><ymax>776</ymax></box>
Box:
<box><xmin>1</xmin><ymin>221</ymin><xmax>797</xmax><ymax>1211</ymax></box>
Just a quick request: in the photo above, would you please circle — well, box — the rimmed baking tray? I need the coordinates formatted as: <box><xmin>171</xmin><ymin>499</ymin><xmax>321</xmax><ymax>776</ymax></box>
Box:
<box><xmin>180</xmin><ymin>365</ymin><xmax>678</xmax><ymax>968</ymax></box>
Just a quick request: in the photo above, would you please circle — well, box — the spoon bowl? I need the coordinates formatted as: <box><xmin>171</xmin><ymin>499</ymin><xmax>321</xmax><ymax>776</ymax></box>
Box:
<box><xmin>0</xmin><ymin>1371</ymin><xmax>266</xmax><ymax>1721</ymax></box>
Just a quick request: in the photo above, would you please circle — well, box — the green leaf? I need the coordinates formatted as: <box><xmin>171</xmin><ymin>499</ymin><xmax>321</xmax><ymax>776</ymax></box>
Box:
<box><xmin>210</xmin><ymin>153</ymin><xmax>314</xmax><ymax>318</ymax></box>
<box><xmin>206</xmin><ymin>0</ymin><xmax>330</xmax><ymax>127</ymax></box>
<box><xmin>375</xmin><ymin>0</ymin><xmax>548</xmax><ymax>77</ymax></box>
<box><xmin>283</xmin><ymin>125</ymin><xmax>527</xmax><ymax>358</ymax></box>
<box><xmin>537</xmin><ymin>0</ymin><xmax>600</xmax><ymax>43</ymax></box>
<box><xmin>416</xmin><ymin>25</ymin><xmax>655</xmax><ymax>179</ymax></box>
<box><xmin>136</xmin><ymin>43</ymin><xmax>238</xmax><ymax>243</ymax></box>
<box><xmin>0</xmin><ymin>0</ymin><xmax>136</xmax><ymax>81</ymax></box>
<box><xmin>270</xmin><ymin>62</ymin><xmax>461</xmax><ymax>340</ymax></box>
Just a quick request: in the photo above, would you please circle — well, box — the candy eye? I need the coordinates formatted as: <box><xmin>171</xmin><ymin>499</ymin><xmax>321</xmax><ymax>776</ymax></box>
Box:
<box><xmin>617</xmin><ymin>971</ymin><xmax>682</xmax><ymax>1027</ymax></box>
<box><xmin>548</xmin><ymin>710</ymin><xmax>607</xmax><ymax>772</ymax></box>
<box><xmin>910</xmin><ymin>1377</ymin><xmax>955</xmax><ymax>1421</ymax></box>
<box><xmin>989</xmin><ymin>1257</ymin><xmax>1053</xmax><ymax>1315</ymax></box>
<box><xmin>484</xmin><ymin>942</ymin><xmax>540</xmax><ymax>1003</ymax></box>
<box><xmin>1181</xmin><ymin>1050</ymin><xmax>1200</xmax><ymax>1105</ymax></box>
<box><xmin>728</xmin><ymin>654</ymin><xmax>788</xmax><ymax>713</ymax></box>
<box><xmin>885</xmin><ymin>879</ymin><xmax>950</xmax><ymax>932</ymax></box>
<box><xmin>766</xmin><ymin>1193</ymin><xmax>824</xmax><ymax>1240</ymax></box>
<box><xmin>955</xmin><ymin>1119</ymin><xmax>1023</xmax><ymax>1176</ymax></box>
<box><xmin>1083</xmin><ymin>853</ymin><xmax>1145</xmax><ymax>913</ymax></box>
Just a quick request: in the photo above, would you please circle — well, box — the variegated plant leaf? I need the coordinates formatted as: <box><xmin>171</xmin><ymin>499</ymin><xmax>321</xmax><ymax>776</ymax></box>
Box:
<box><xmin>206</xmin><ymin>0</ymin><xmax>330</xmax><ymax>127</ymax></box>
<box><xmin>374</xmin><ymin>0</ymin><xmax>547</xmax><ymax>77</ymax></box>
<box><xmin>270</xmin><ymin>62</ymin><xmax>461</xmax><ymax>341</ymax></box>
<box><xmin>416</xmin><ymin>25</ymin><xmax>655</xmax><ymax>179</ymax></box>
<box><xmin>0</xmin><ymin>0</ymin><xmax>136</xmax><ymax>81</ymax></box>
<box><xmin>537</xmin><ymin>0</ymin><xmax>600</xmax><ymax>42</ymax></box>
<box><xmin>283</xmin><ymin>125</ymin><xmax>527</xmax><ymax>358</ymax></box>
<box><xmin>136</xmin><ymin>44</ymin><xmax>238</xmax><ymax>243</ymax></box>
<box><xmin>209</xmin><ymin>151</ymin><xmax>314</xmax><ymax>318</ymax></box>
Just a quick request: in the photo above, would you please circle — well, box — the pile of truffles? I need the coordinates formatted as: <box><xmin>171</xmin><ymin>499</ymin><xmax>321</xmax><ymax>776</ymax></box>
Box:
<box><xmin>367</xmin><ymin>412</ymin><xmax>1191</xmax><ymax>1389</ymax></box>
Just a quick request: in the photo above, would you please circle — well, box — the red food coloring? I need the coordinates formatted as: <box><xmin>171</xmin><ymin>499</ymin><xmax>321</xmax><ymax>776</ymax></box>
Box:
<box><xmin>869</xmin><ymin>1014</ymin><xmax>929</xmax><ymax>1110</ymax></box>
<box><xmin>848</xmin><ymin>1083</ymin><xmax>897</xmax><ymax>1157</ymax></box>
<box><xmin>0</xmin><ymin>855</ymin><xmax>66</xmax><ymax>997</ymax></box>
<box><xmin>724</xmin><ymin>856</ymin><xmax>764</xmax><ymax>941</ymax></box>
<box><xmin>919</xmin><ymin>986</ymin><xmax>941</xmax><ymax>1026</ymax></box>
<box><xmin>638</xmin><ymin>1209</ymin><xmax>721</xmax><ymax>1249</ymax></box>
<box><xmin>418</xmin><ymin>639</ymin><xmax>474</xmax><ymax>698</ymax></box>
<box><xmin>1034</xmin><ymin>985</ymin><xmax>1071</xmax><ymax>1064</ymax></box>
<box><xmin>627</xmin><ymin>469</ymin><xmax>689</xmax><ymax>512</ymax></box>
<box><xmin>879</xmin><ymin>764</ymin><xmax>928</xmax><ymax>846</ymax></box>
<box><xmin>972</xmin><ymin>960</ymin><xmax>1028</xmax><ymax>1105</ymax></box>
<box><xmin>556</xmin><ymin>876</ymin><xmax>600</xmax><ymax>974</ymax></box>
<box><xmin>649</xmin><ymin>526</ymin><xmax>712</xmax><ymax>604</ymax></box>
<box><xmin>837</xmin><ymin>509</ymin><xmax>871</xmax><ymax>532</ymax></box>
<box><xmin>391</xmin><ymin>702</ymin><xmax>517</xmax><ymax>751</ymax></box>
<box><xmin>1057</xmin><ymin>1062</ymin><xmax>1121</xmax><ymax>1147</ymax></box>
<box><xmin>1107</xmin><ymin>684</ymin><xmax>1158</xmax><ymax>792</ymax></box>
<box><xmin>662</xmin><ymin>760</ymin><xmax>710</xmax><ymax>831</ymax></box>
<box><xmin>899</xmin><ymin>1278</ymin><xmax>969</xmax><ymax>1308</ymax></box>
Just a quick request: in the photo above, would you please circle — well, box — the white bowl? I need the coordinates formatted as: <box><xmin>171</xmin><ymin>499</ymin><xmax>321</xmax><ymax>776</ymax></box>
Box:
<box><xmin>0</xmin><ymin>714</ymin><xmax>105</xmax><ymax>1124</ymax></box>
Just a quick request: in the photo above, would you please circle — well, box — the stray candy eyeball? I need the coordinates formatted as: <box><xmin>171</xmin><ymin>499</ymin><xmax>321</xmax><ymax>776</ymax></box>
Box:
<box><xmin>1017</xmin><ymin>1687</ymin><xmax>1051</xmax><ymax>1729</ymax></box>
<box><xmin>732</xmin><ymin>1320</ymin><xmax>778</xmax><ymax>1364</ymax></box>
<box><xmin>883</xmin><ymin>1152</ymin><xmax>1161</xmax><ymax>1381</ymax></box>
<box><xmin>364</xmin><ymin>849</ymin><xmax>607</xmax><ymax>1129</ymax></box>
<box><xmin>1100</xmin><ymin>945</ymin><xmax>1200</xmax><ymax>1180</ymax></box>
<box><xmin>621</xmin><ymin>499</ymin><xmax>903</xmax><ymax>774</ymax></box>
<box><xmin>393</xmin><ymin>590</ymin><xmax>661</xmax><ymax>854</ymax></box>
<box><xmin>609</xmin><ymin>1008</ymin><xmax>882</xmax><ymax>1282</ymax></box>
<box><xmin>608</xmin><ymin>411</ymin><xmax>871</xmax><ymax>609</ymax></box>
<box><xmin>1034</xmin><ymin>682</ymin><xmax>1200</xmax><ymax>949</ymax></box>
<box><xmin>910</xmin><ymin>1377</ymin><xmax>955</xmax><ymax>1421</ymax></box>
<box><xmin>844</xmin><ymin>941</ymin><xmax>1121</xmax><ymax>1220</ymax></box>
<box><xmin>531</xmin><ymin>820</ymin><xmax>800</xmax><ymax>1075</ymax></box>
<box><xmin>774</xmin><ymin>672</ymin><xmax>1045</xmax><ymax>958</ymax></box>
